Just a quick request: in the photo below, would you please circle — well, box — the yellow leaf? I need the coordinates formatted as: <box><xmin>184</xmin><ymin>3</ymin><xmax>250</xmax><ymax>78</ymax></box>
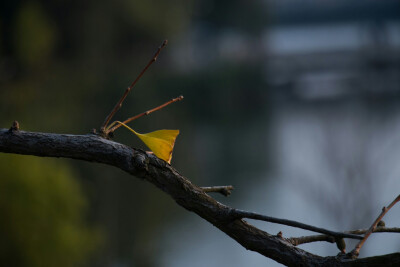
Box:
<box><xmin>114</xmin><ymin>121</ymin><xmax>179</xmax><ymax>164</ymax></box>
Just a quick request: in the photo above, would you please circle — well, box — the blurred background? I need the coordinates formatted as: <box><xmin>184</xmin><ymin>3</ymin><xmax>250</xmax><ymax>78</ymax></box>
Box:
<box><xmin>1</xmin><ymin>0</ymin><xmax>400</xmax><ymax>266</ymax></box>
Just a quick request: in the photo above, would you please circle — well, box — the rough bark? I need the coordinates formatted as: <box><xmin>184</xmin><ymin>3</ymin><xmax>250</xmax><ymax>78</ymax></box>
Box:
<box><xmin>1</xmin><ymin>128</ymin><xmax>399</xmax><ymax>266</ymax></box>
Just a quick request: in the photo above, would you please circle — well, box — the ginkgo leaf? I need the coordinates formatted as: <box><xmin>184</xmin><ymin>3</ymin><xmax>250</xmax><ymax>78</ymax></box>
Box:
<box><xmin>114</xmin><ymin>121</ymin><xmax>179</xmax><ymax>164</ymax></box>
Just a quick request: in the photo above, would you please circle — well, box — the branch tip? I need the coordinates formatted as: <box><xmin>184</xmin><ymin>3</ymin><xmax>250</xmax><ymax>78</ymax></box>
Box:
<box><xmin>101</xmin><ymin>40</ymin><xmax>169</xmax><ymax>132</ymax></box>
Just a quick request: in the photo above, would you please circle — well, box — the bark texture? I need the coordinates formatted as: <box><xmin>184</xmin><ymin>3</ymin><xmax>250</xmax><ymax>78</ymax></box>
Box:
<box><xmin>1</xmin><ymin>128</ymin><xmax>399</xmax><ymax>266</ymax></box>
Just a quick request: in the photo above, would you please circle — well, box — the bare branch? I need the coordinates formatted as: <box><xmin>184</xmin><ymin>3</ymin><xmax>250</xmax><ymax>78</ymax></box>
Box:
<box><xmin>201</xmin><ymin>185</ymin><xmax>234</xmax><ymax>196</ymax></box>
<box><xmin>348</xmin><ymin>194</ymin><xmax>400</xmax><ymax>259</ymax></box>
<box><xmin>107</xmin><ymin>95</ymin><xmax>184</xmax><ymax>134</ymax></box>
<box><xmin>231</xmin><ymin>209</ymin><xmax>363</xmax><ymax>240</ymax></box>
<box><xmin>288</xmin><ymin>227</ymin><xmax>400</xmax><ymax>246</ymax></box>
<box><xmin>100</xmin><ymin>40</ymin><xmax>168</xmax><ymax>132</ymax></box>
<box><xmin>1</xmin><ymin>127</ymin><xmax>399</xmax><ymax>266</ymax></box>
<box><xmin>288</xmin><ymin>235</ymin><xmax>335</xmax><ymax>246</ymax></box>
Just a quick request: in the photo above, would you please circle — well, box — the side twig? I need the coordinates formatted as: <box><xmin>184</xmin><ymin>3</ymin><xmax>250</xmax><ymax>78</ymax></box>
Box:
<box><xmin>107</xmin><ymin>95</ymin><xmax>184</xmax><ymax>134</ymax></box>
<box><xmin>288</xmin><ymin>227</ymin><xmax>400</xmax><ymax>246</ymax></box>
<box><xmin>348</xmin><ymin>194</ymin><xmax>400</xmax><ymax>259</ymax></box>
<box><xmin>100</xmin><ymin>40</ymin><xmax>168</xmax><ymax>133</ymax></box>
<box><xmin>346</xmin><ymin>227</ymin><xmax>400</xmax><ymax>235</ymax></box>
<box><xmin>201</xmin><ymin>185</ymin><xmax>234</xmax><ymax>196</ymax></box>
<box><xmin>231</xmin><ymin>209</ymin><xmax>363</xmax><ymax>240</ymax></box>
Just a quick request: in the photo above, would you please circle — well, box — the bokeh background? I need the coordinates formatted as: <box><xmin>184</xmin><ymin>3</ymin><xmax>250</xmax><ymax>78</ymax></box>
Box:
<box><xmin>1</xmin><ymin>0</ymin><xmax>400</xmax><ymax>266</ymax></box>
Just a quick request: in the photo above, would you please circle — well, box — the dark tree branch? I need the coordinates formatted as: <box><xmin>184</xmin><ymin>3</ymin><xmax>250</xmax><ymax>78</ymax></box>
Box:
<box><xmin>1</xmin><ymin>127</ymin><xmax>399</xmax><ymax>266</ymax></box>
<box><xmin>231</xmin><ymin>209</ymin><xmax>362</xmax><ymax>240</ymax></box>
<box><xmin>100</xmin><ymin>40</ymin><xmax>168</xmax><ymax>133</ymax></box>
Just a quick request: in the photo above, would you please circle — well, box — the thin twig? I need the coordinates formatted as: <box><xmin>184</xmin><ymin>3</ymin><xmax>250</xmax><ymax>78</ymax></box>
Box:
<box><xmin>100</xmin><ymin>40</ymin><xmax>168</xmax><ymax>133</ymax></box>
<box><xmin>231</xmin><ymin>209</ymin><xmax>363</xmax><ymax>240</ymax></box>
<box><xmin>349</xmin><ymin>194</ymin><xmax>400</xmax><ymax>259</ymax></box>
<box><xmin>346</xmin><ymin>227</ymin><xmax>400</xmax><ymax>235</ymax></box>
<box><xmin>288</xmin><ymin>227</ymin><xmax>400</xmax><ymax>246</ymax></box>
<box><xmin>201</xmin><ymin>186</ymin><xmax>234</xmax><ymax>196</ymax></box>
<box><xmin>106</xmin><ymin>95</ymin><xmax>184</xmax><ymax>134</ymax></box>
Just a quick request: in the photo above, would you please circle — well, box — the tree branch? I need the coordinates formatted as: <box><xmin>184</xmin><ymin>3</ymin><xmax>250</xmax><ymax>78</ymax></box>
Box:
<box><xmin>348</xmin><ymin>194</ymin><xmax>400</xmax><ymax>259</ymax></box>
<box><xmin>288</xmin><ymin>235</ymin><xmax>336</xmax><ymax>246</ymax></box>
<box><xmin>107</xmin><ymin>95</ymin><xmax>184</xmax><ymax>134</ymax></box>
<box><xmin>201</xmin><ymin>185</ymin><xmax>234</xmax><ymax>196</ymax></box>
<box><xmin>288</xmin><ymin>227</ymin><xmax>400</xmax><ymax>246</ymax></box>
<box><xmin>231</xmin><ymin>209</ymin><xmax>362</xmax><ymax>240</ymax></box>
<box><xmin>1</xmin><ymin>127</ymin><xmax>399</xmax><ymax>266</ymax></box>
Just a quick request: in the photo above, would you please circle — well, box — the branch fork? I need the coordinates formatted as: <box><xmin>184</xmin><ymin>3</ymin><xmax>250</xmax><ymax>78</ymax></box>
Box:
<box><xmin>99</xmin><ymin>40</ymin><xmax>181</xmax><ymax>139</ymax></box>
<box><xmin>347</xmin><ymin>194</ymin><xmax>400</xmax><ymax>259</ymax></box>
<box><xmin>1</xmin><ymin>128</ymin><xmax>399</xmax><ymax>266</ymax></box>
<box><xmin>2</xmin><ymin>41</ymin><xmax>400</xmax><ymax>266</ymax></box>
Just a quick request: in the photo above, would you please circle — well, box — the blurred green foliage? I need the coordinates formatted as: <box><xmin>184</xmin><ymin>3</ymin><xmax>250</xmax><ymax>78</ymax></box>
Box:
<box><xmin>0</xmin><ymin>154</ymin><xmax>101</xmax><ymax>267</ymax></box>
<box><xmin>14</xmin><ymin>2</ymin><xmax>56</xmax><ymax>68</ymax></box>
<box><xmin>0</xmin><ymin>0</ymin><xmax>198</xmax><ymax>265</ymax></box>
<box><xmin>0</xmin><ymin>0</ymin><xmax>269</xmax><ymax>266</ymax></box>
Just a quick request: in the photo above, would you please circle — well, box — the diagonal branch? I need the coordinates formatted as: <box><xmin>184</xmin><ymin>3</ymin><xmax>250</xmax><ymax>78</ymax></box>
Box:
<box><xmin>348</xmin><ymin>194</ymin><xmax>400</xmax><ymax>259</ymax></box>
<box><xmin>288</xmin><ymin>227</ymin><xmax>400</xmax><ymax>246</ymax></box>
<box><xmin>231</xmin><ymin>209</ymin><xmax>363</xmax><ymax>240</ymax></box>
<box><xmin>1</xmin><ymin>127</ymin><xmax>399</xmax><ymax>266</ymax></box>
<box><xmin>106</xmin><ymin>95</ymin><xmax>184</xmax><ymax>134</ymax></box>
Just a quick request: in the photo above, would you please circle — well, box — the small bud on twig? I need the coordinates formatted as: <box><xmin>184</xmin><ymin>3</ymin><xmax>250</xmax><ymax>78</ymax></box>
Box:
<box><xmin>335</xmin><ymin>238</ymin><xmax>346</xmax><ymax>253</ymax></box>
<box><xmin>9</xmin><ymin>121</ymin><xmax>20</xmax><ymax>132</ymax></box>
